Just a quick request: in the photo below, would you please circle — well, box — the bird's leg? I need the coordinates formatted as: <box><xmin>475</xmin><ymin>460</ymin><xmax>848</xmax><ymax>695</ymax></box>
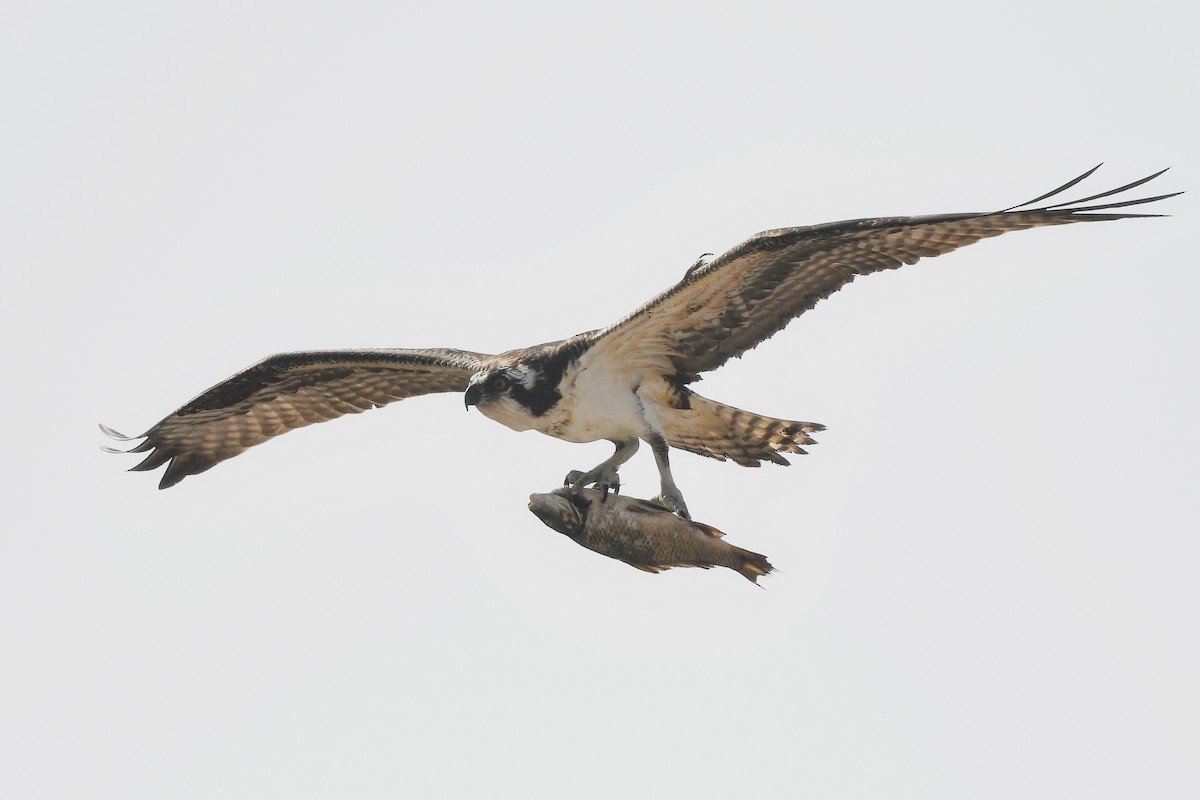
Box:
<box><xmin>564</xmin><ymin>438</ymin><xmax>639</xmax><ymax>500</ymax></box>
<box><xmin>646</xmin><ymin>433</ymin><xmax>690</xmax><ymax>519</ymax></box>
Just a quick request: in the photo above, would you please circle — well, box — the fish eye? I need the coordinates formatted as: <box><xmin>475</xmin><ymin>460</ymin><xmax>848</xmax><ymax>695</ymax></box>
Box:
<box><xmin>490</xmin><ymin>375</ymin><xmax>509</xmax><ymax>392</ymax></box>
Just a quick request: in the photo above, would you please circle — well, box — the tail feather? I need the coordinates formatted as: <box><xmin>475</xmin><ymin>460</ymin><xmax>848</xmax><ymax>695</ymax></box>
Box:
<box><xmin>660</xmin><ymin>390</ymin><xmax>823</xmax><ymax>467</ymax></box>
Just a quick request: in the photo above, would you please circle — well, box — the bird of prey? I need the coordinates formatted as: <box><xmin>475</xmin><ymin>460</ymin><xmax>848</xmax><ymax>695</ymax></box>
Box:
<box><xmin>102</xmin><ymin>166</ymin><xmax>1178</xmax><ymax>518</ymax></box>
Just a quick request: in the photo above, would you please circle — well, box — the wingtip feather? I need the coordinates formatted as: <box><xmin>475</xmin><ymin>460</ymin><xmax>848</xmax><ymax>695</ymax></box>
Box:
<box><xmin>1002</xmin><ymin>164</ymin><xmax>1105</xmax><ymax>212</ymax></box>
<box><xmin>1001</xmin><ymin>165</ymin><xmax>1180</xmax><ymax>216</ymax></box>
<box><xmin>99</xmin><ymin>422</ymin><xmax>137</xmax><ymax>441</ymax></box>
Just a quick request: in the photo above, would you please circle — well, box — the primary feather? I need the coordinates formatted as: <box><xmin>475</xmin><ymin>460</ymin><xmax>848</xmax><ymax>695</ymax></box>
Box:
<box><xmin>104</xmin><ymin>348</ymin><xmax>488</xmax><ymax>488</ymax></box>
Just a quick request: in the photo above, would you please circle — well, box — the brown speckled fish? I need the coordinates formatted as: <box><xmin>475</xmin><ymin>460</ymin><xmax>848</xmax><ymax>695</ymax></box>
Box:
<box><xmin>528</xmin><ymin>488</ymin><xmax>773</xmax><ymax>584</ymax></box>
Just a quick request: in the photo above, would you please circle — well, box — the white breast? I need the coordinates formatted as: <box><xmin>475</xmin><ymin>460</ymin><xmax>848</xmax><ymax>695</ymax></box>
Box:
<box><xmin>532</xmin><ymin>352</ymin><xmax>649</xmax><ymax>444</ymax></box>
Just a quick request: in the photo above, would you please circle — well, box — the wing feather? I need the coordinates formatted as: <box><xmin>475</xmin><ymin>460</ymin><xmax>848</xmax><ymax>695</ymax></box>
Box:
<box><xmin>587</xmin><ymin>166</ymin><xmax>1179</xmax><ymax>376</ymax></box>
<box><xmin>102</xmin><ymin>347</ymin><xmax>489</xmax><ymax>488</ymax></box>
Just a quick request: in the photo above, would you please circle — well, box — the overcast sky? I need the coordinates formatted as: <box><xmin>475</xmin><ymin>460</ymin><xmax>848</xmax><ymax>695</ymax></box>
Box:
<box><xmin>3</xmin><ymin>1</ymin><xmax>1197</xmax><ymax>798</ymax></box>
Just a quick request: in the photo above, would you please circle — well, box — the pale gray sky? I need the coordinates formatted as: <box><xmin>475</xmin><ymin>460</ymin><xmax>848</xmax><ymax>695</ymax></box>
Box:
<box><xmin>2</xmin><ymin>1</ymin><xmax>1197</xmax><ymax>797</ymax></box>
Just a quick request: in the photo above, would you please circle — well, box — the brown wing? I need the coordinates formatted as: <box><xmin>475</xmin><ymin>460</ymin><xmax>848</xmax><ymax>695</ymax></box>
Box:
<box><xmin>102</xmin><ymin>347</ymin><xmax>489</xmax><ymax>489</ymax></box>
<box><xmin>585</xmin><ymin>166</ymin><xmax>1179</xmax><ymax>377</ymax></box>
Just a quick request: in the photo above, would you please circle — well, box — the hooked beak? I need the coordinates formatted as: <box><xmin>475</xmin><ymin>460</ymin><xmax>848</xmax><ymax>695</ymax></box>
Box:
<box><xmin>464</xmin><ymin>383</ymin><xmax>483</xmax><ymax>410</ymax></box>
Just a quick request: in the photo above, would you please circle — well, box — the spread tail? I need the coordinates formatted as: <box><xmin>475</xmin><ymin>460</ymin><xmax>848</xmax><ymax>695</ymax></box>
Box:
<box><xmin>661</xmin><ymin>390</ymin><xmax>824</xmax><ymax>467</ymax></box>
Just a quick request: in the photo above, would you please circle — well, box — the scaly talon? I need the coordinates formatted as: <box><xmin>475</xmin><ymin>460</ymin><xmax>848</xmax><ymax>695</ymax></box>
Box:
<box><xmin>564</xmin><ymin>465</ymin><xmax>621</xmax><ymax>497</ymax></box>
<box><xmin>562</xmin><ymin>438</ymin><xmax>637</xmax><ymax>505</ymax></box>
<box><xmin>652</xmin><ymin>488</ymin><xmax>691</xmax><ymax>520</ymax></box>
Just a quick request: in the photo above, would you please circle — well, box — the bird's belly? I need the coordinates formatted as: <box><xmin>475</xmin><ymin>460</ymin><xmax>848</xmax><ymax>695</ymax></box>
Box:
<box><xmin>534</xmin><ymin>366</ymin><xmax>646</xmax><ymax>444</ymax></box>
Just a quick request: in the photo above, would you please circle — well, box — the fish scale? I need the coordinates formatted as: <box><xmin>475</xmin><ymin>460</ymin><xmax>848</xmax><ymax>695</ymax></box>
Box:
<box><xmin>528</xmin><ymin>488</ymin><xmax>774</xmax><ymax>584</ymax></box>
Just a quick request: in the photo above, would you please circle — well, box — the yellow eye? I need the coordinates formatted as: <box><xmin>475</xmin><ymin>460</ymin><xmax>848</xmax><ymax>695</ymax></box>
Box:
<box><xmin>490</xmin><ymin>375</ymin><xmax>509</xmax><ymax>392</ymax></box>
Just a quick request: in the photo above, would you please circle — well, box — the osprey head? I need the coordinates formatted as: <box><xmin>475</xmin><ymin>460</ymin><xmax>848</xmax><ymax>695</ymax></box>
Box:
<box><xmin>465</xmin><ymin>365</ymin><xmax>557</xmax><ymax>430</ymax></box>
<box><xmin>464</xmin><ymin>369</ymin><xmax>516</xmax><ymax>409</ymax></box>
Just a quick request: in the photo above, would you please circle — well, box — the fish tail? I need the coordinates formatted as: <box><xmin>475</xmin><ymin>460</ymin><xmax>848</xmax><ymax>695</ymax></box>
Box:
<box><xmin>729</xmin><ymin>546</ymin><xmax>775</xmax><ymax>584</ymax></box>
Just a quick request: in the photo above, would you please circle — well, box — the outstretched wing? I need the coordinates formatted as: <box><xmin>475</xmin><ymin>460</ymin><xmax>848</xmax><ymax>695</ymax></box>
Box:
<box><xmin>102</xmin><ymin>347</ymin><xmax>489</xmax><ymax>489</ymax></box>
<box><xmin>586</xmin><ymin>166</ymin><xmax>1180</xmax><ymax>378</ymax></box>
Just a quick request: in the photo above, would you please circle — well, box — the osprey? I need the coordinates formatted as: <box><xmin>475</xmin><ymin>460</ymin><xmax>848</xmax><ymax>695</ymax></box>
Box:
<box><xmin>103</xmin><ymin>166</ymin><xmax>1178</xmax><ymax>518</ymax></box>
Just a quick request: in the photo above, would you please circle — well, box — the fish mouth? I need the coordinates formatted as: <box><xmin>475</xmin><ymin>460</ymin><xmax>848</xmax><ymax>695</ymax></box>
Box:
<box><xmin>528</xmin><ymin>493</ymin><xmax>583</xmax><ymax>536</ymax></box>
<box><xmin>527</xmin><ymin>493</ymin><xmax>557</xmax><ymax>522</ymax></box>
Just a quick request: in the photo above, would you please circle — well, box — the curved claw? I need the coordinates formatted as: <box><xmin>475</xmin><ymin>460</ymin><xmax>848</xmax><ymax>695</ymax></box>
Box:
<box><xmin>651</xmin><ymin>488</ymin><xmax>691</xmax><ymax>520</ymax></box>
<box><xmin>596</xmin><ymin>471</ymin><xmax>620</xmax><ymax>499</ymax></box>
<box><xmin>563</xmin><ymin>466</ymin><xmax>622</xmax><ymax>500</ymax></box>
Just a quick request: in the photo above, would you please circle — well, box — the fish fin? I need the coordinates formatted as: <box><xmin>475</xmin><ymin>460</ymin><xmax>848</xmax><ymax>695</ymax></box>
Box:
<box><xmin>731</xmin><ymin>547</ymin><xmax>775</xmax><ymax>584</ymax></box>
<box><xmin>690</xmin><ymin>521</ymin><xmax>725</xmax><ymax>539</ymax></box>
<box><xmin>631</xmin><ymin>562</ymin><xmax>719</xmax><ymax>574</ymax></box>
<box><xmin>626</xmin><ymin>497</ymin><xmax>671</xmax><ymax>514</ymax></box>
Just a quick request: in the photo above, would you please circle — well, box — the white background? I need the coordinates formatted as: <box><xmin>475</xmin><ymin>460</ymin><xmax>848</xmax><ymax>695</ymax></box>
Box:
<box><xmin>3</xmin><ymin>2</ymin><xmax>1197</xmax><ymax>797</ymax></box>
